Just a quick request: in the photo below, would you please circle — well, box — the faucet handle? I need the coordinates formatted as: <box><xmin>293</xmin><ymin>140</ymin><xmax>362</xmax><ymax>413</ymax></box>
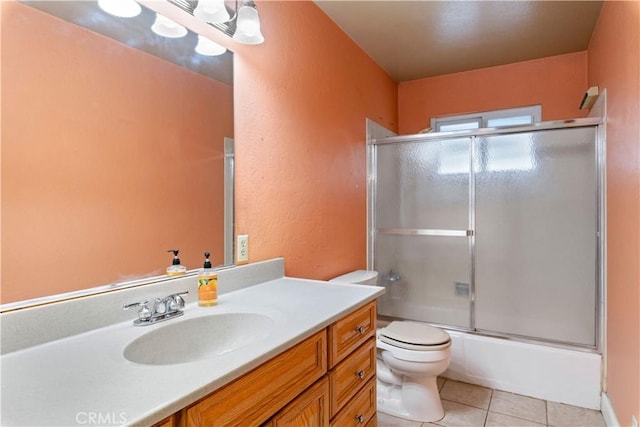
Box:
<box><xmin>168</xmin><ymin>291</ymin><xmax>189</xmax><ymax>311</ymax></box>
<box><xmin>123</xmin><ymin>300</ymin><xmax>152</xmax><ymax>320</ymax></box>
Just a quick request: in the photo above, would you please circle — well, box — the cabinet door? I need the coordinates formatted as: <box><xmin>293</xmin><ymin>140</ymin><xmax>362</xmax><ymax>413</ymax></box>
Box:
<box><xmin>267</xmin><ymin>377</ymin><xmax>329</xmax><ymax>427</ymax></box>
<box><xmin>185</xmin><ymin>330</ymin><xmax>327</xmax><ymax>426</ymax></box>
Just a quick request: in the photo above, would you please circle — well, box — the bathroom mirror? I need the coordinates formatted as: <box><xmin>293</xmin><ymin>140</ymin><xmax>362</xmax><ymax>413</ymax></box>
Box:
<box><xmin>1</xmin><ymin>1</ymin><xmax>234</xmax><ymax>306</ymax></box>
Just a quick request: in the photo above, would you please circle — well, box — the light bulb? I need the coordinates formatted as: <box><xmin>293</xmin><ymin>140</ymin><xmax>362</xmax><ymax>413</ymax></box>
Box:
<box><xmin>194</xmin><ymin>0</ymin><xmax>230</xmax><ymax>24</ymax></box>
<box><xmin>233</xmin><ymin>4</ymin><xmax>264</xmax><ymax>45</ymax></box>
<box><xmin>151</xmin><ymin>13</ymin><xmax>188</xmax><ymax>38</ymax></box>
<box><xmin>98</xmin><ymin>0</ymin><xmax>141</xmax><ymax>18</ymax></box>
<box><xmin>195</xmin><ymin>36</ymin><xmax>227</xmax><ymax>56</ymax></box>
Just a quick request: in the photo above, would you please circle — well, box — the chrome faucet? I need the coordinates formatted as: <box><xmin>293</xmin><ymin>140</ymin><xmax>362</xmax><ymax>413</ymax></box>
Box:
<box><xmin>123</xmin><ymin>291</ymin><xmax>188</xmax><ymax>326</ymax></box>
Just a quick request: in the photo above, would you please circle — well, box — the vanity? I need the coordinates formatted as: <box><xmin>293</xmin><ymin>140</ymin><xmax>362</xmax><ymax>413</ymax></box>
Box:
<box><xmin>169</xmin><ymin>301</ymin><xmax>377</xmax><ymax>426</ymax></box>
<box><xmin>0</xmin><ymin>259</ymin><xmax>384</xmax><ymax>426</ymax></box>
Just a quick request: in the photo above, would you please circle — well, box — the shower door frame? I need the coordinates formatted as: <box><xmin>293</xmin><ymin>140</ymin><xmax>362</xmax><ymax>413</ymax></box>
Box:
<box><xmin>367</xmin><ymin>117</ymin><xmax>605</xmax><ymax>352</ymax></box>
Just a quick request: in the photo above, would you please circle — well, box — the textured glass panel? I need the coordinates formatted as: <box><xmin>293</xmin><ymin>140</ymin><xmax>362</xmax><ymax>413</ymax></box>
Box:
<box><xmin>376</xmin><ymin>138</ymin><xmax>471</xmax><ymax>230</ymax></box>
<box><xmin>375</xmin><ymin>234</ymin><xmax>470</xmax><ymax>328</ymax></box>
<box><xmin>485</xmin><ymin>134</ymin><xmax>534</xmax><ymax>172</ymax></box>
<box><xmin>474</xmin><ymin>128</ymin><xmax>597</xmax><ymax>345</ymax></box>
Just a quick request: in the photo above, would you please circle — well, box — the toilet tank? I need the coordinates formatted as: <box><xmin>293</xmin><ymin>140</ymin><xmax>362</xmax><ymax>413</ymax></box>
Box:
<box><xmin>329</xmin><ymin>270</ymin><xmax>379</xmax><ymax>286</ymax></box>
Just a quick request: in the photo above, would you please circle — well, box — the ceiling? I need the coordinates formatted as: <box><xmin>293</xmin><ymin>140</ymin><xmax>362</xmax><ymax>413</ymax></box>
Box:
<box><xmin>314</xmin><ymin>1</ymin><xmax>603</xmax><ymax>82</ymax></box>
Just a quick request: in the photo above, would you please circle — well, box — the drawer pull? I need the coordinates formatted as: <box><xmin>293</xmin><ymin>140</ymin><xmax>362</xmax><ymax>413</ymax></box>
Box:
<box><xmin>355</xmin><ymin>370</ymin><xmax>366</xmax><ymax>379</ymax></box>
<box><xmin>355</xmin><ymin>414</ymin><xmax>366</xmax><ymax>424</ymax></box>
<box><xmin>355</xmin><ymin>325</ymin><xmax>366</xmax><ymax>334</ymax></box>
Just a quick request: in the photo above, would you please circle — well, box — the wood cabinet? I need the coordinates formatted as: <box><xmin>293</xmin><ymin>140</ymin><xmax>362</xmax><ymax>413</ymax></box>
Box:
<box><xmin>172</xmin><ymin>301</ymin><xmax>377</xmax><ymax>427</ymax></box>
<box><xmin>184</xmin><ymin>330</ymin><xmax>327</xmax><ymax>426</ymax></box>
<box><xmin>265</xmin><ymin>377</ymin><xmax>330</xmax><ymax>427</ymax></box>
<box><xmin>328</xmin><ymin>338</ymin><xmax>376</xmax><ymax>418</ymax></box>
<box><xmin>327</xmin><ymin>302</ymin><xmax>376</xmax><ymax>426</ymax></box>
<box><xmin>329</xmin><ymin>378</ymin><xmax>376</xmax><ymax>427</ymax></box>
<box><xmin>328</xmin><ymin>302</ymin><xmax>376</xmax><ymax>368</ymax></box>
<box><xmin>153</xmin><ymin>415</ymin><xmax>175</xmax><ymax>427</ymax></box>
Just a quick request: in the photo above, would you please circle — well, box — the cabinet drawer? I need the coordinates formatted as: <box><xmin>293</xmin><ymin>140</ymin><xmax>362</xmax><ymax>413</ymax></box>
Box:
<box><xmin>328</xmin><ymin>302</ymin><xmax>376</xmax><ymax>368</ymax></box>
<box><xmin>329</xmin><ymin>338</ymin><xmax>376</xmax><ymax>417</ymax></box>
<box><xmin>266</xmin><ymin>377</ymin><xmax>330</xmax><ymax>427</ymax></box>
<box><xmin>184</xmin><ymin>330</ymin><xmax>327</xmax><ymax>426</ymax></box>
<box><xmin>329</xmin><ymin>377</ymin><xmax>376</xmax><ymax>427</ymax></box>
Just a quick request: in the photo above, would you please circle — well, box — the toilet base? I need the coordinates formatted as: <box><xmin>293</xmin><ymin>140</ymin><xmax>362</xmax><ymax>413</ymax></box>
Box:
<box><xmin>377</xmin><ymin>375</ymin><xmax>445</xmax><ymax>423</ymax></box>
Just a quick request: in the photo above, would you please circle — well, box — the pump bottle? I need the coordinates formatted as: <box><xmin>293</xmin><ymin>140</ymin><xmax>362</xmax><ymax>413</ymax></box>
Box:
<box><xmin>166</xmin><ymin>249</ymin><xmax>187</xmax><ymax>276</ymax></box>
<box><xmin>198</xmin><ymin>251</ymin><xmax>218</xmax><ymax>306</ymax></box>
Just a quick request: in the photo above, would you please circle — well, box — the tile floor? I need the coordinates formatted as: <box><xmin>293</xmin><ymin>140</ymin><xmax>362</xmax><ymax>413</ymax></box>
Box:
<box><xmin>377</xmin><ymin>378</ymin><xmax>607</xmax><ymax>427</ymax></box>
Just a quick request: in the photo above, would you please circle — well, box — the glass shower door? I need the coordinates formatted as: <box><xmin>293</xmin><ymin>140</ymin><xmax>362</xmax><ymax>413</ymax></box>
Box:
<box><xmin>374</xmin><ymin>138</ymin><xmax>472</xmax><ymax>328</ymax></box>
<box><xmin>474</xmin><ymin>128</ymin><xmax>597</xmax><ymax>345</ymax></box>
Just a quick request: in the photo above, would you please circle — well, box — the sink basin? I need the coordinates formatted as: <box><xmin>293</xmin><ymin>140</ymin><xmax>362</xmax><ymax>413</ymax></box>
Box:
<box><xmin>123</xmin><ymin>313</ymin><xmax>275</xmax><ymax>365</ymax></box>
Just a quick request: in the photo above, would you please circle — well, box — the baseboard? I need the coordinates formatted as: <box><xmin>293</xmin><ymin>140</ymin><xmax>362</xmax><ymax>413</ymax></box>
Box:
<box><xmin>601</xmin><ymin>393</ymin><xmax>620</xmax><ymax>427</ymax></box>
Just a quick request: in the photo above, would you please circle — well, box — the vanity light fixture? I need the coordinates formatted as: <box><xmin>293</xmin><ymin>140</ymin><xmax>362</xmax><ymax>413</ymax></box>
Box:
<box><xmin>195</xmin><ymin>35</ymin><xmax>227</xmax><ymax>56</ymax></box>
<box><xmin>151</xmin><ymin>13</ymin><xmax>188</xmax><ymax>38</ymax></box>
<box><xmin>232</xmin><ymin>1</ymin><xmax>264</xmax><ymax>44</ymax></box>
<box><xmin>97</xmin><ymin>0</ymin><xmax>141</xmax><ymax>18</ymax></box>
<box><xmin>167</xmin><ymin>0</ymin><xmax>265</xmax><ymax>45</ymax></box>
<box><xmin>194</xmin><ymin>0</ymin><xmax>231</xmax><ymax>24</ymax></box>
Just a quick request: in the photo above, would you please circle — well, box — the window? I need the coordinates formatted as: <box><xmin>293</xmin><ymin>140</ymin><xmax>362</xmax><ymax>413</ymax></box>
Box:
<box><xmin>431</xmin><ymin>106</ymin><xmax>541</xmax><ymax>132</ymax></box>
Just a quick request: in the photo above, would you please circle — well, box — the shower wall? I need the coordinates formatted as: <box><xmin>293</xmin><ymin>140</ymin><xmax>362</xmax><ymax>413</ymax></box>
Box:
<box><xmin>369</xmin><ymin>121</ymin><xmax>600</xmax><ymax>348</ymax></box>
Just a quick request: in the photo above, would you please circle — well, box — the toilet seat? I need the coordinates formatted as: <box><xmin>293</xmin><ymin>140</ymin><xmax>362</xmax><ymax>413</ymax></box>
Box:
<box><xmin>377</xmin><ymin>338</ymin><xmax>450</xmax><ymax>363</ymax></box>
<box><xmin>379</xmin><ymin>321</ymin><xmax>451</xmax><ymax>351</ymax></box>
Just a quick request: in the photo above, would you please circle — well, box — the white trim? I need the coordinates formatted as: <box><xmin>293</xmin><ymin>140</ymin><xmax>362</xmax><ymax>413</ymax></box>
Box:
<box><xmin>601</xmin><ymin>393</ymin><xmax>621</xmax><ymax>427</ymax></box>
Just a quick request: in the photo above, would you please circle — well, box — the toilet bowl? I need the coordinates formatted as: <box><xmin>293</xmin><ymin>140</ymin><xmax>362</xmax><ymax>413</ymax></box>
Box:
<box><xmin>330</xmin><ymin>270</ymin><xmax>451</xmax><ymax>423</ymax></box>
<box><xmin>376</xmin><ymin>320</ymin><xmax>451</xmax><ymax>422</ymax></box>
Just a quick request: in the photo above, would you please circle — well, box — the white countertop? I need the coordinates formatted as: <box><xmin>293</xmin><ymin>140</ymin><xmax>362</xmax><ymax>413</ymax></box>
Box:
<box><xmin>0</xmin><ymin>277</ymin><xmax>383</xmax><ymax>426</ymax></box>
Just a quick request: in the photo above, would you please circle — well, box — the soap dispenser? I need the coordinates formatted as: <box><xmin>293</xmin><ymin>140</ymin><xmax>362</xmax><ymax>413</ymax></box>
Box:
<box><xmin>198</xmin><ymin>251</ymin><xmax>218</xmax><ymax>306</ymax></box>
<box><xmin>166</xmin><ymin>249</ymin><xmax>187</xmax><ymax>276</ymax></box>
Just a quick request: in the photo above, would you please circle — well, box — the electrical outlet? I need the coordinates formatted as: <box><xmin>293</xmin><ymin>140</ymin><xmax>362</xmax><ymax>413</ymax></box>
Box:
<box><xmin>237</xmin><ymin>234</ymin><xmax>249</xmax><ymax>264</ymax></box>
<box><xmin>632</xmin><ymin>415</ymin><xmax>638</xmax><ymax>427</ymax></box>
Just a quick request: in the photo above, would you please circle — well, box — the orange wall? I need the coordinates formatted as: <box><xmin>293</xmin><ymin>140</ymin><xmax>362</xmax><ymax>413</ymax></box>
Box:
<box><xmin>231</xmin><ymin>1</ymin><xmax>397</xmax><ymax>280</ymax></box>
<box><xmin>398</xmin><ymin>52</ymin><xmax>588</xmax><ymax>134</ymax></box>
<box><xmin>1</xmin><ymin>2</ymin><xmax>233</xmax><ymax>303</ymax></box>
<box><xmin>588</xmin><ymin>1</ymin><xmax>640</xmax><ymax>425</ymax></box>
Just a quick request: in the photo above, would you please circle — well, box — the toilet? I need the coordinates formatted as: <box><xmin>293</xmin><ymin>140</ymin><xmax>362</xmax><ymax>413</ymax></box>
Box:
<box><xmin>330</xmin><ymin>270</ymin><xmax>451</xmax><ymax>423</ymax></box>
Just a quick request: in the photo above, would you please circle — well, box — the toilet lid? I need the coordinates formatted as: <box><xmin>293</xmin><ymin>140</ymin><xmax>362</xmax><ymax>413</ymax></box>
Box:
<box><xmin>380</xmin><ymin>321</ymin><xmax>450</xmax><ymax>348</ymax></box>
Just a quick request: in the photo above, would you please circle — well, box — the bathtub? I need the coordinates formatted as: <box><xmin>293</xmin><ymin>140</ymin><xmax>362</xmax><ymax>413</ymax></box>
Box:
<box><xmin>444</xmin><ymin>330</ymin><xmax>601</xmax><ymax>409</ymax></box>
<box><xmin>378</xmin><ymin>320</ymin><xmax>602</xmax><ymax>410</ymax></box>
